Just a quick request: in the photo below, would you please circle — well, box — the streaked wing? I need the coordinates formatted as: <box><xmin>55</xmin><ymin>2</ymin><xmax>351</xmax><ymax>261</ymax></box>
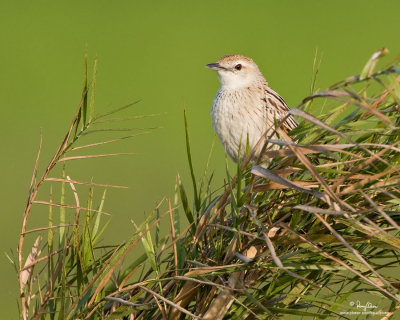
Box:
<box><xmin>264</xmin><ymin>87</ymin><xmax>298</xmax><ymax>132</ymax></box>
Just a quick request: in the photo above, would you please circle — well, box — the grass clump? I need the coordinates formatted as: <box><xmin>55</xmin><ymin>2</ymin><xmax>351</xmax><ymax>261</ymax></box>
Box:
<box><xmin>14</xmin><ymin>49</ymin><xmax>400</xmax><ymax>319</ymax></box>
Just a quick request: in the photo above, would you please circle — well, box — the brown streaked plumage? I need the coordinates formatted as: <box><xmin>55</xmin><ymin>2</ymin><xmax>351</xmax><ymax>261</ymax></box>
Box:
<box><xmin>206</xmin><ymin>54</ymin><xmax>297</xmax><ymax>161</ymax></box>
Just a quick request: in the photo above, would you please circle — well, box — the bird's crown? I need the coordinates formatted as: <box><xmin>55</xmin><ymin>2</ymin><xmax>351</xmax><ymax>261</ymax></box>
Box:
<box><xmin>206</xmin><ymin>54</ymin><xmax>264</xmax><ymax>89</ymax></box>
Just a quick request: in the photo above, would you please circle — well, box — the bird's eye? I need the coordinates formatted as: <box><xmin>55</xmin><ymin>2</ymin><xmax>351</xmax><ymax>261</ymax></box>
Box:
<box><xmin>235</xmin><ymin>64</ymin><xmax>242</xmax><ymax>70</ymax></box>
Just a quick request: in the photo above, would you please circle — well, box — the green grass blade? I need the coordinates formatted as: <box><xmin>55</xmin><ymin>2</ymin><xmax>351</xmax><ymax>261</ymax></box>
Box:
<box><xmin>183</xmin><ymin>109</ymin><xmax>200</xmax><ymax>214</ymax></box>
<box><xmin>59</xmin><ymin>165</ymin><xmax>66</xmax><ymax>247</ymax></box>
<box><xmin>92</xmin><ymin>189</ymin><xmax>107</xmax><ymax>241</ymax></box>
<box><xmin>177</xmin><ymin>174</ymin><xmax>195</xmax><ymax>234</ymax></box>
<box><xmin>88</xmin><ymin>58</ymin><xmax>97</xmax><ymax>123</ymax></box>
<box><xmin>81</xmin><ymin>50</ymin><xmax>88</xmax><ymax>127</ymax></box>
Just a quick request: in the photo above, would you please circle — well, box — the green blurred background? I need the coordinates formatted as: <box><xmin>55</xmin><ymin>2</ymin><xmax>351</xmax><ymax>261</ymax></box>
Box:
<box><xmin>1</xmin><ymin>0</ymin><xmax>400</xmax><ymax>317</ymax></box>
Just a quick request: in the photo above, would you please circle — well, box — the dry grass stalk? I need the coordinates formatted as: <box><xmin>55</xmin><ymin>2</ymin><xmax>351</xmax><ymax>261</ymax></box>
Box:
<box><xmin>15</xmin><ymin>50</ymin><xmax>400</xmax><ymax>319</ymax></box>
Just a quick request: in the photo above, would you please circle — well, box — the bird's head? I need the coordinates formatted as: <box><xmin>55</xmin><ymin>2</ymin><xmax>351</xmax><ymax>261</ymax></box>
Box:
<box><xmin>206</xmin><ymin>55</ymin><xmax>263</xmax><ymax>89</ymax></box>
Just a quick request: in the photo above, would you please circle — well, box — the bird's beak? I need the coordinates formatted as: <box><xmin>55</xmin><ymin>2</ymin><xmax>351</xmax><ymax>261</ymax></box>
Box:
<box><xmin>206</xmin><ymin>63</ymin><xmax>225</xmax><ymax>71</ymax></box>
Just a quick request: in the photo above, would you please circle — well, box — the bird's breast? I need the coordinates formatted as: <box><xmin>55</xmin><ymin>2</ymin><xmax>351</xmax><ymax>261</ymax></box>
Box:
<box><xmin>210</xmin><ymin>88</ymin><xmax>269</xmax><ymax>160</ymax></box>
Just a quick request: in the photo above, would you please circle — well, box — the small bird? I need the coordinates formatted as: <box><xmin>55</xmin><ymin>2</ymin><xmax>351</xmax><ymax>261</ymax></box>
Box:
<box><xmin>206</xmin><ymin>54</ymin><xmax>297</xmax><ymax>162</ymax></box>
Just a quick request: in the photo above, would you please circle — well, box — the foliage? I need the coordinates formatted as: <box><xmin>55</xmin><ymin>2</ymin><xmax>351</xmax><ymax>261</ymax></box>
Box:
<box><xmin>15</xmin><ymin>49</ymin><xmax>400</xmax><ymax>319</ymax></box>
